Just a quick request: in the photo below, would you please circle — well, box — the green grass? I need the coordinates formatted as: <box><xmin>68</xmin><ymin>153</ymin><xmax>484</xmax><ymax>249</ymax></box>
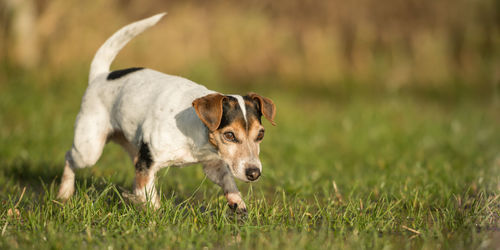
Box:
<box><xmin>0</xmin><ymin>69</ymin><xmax>499</xmax><ymax>249</ymax></box>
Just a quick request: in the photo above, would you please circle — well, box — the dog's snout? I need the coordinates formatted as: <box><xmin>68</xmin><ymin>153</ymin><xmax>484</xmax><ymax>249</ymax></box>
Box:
<box><xmin>245</xmin><ymin>167</ymin><xmax>261</xmax><ymax>181</ymax></box>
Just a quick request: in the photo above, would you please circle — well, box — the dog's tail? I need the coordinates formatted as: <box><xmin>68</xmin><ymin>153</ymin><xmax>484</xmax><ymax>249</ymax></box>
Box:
<box><xmin>89</xmin><ymin>13</ymin><xmax>166</xmax><ymax>83</ymax></box>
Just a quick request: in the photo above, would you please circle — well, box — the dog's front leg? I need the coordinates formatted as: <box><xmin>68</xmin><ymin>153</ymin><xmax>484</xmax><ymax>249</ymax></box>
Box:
<box><xmin>203</xmin><ymin>160</ymin><xmax>247</xmax><ymax>213</ymax></box>
<box><xmin>132</xmin><ymin>143</ymin><xmax>160</xmax><ymax>209</ymax></box>
<box><xmin>134</xmin><ymin>164</ymin><xmax>160</xmax><ymax>209</ymax></box>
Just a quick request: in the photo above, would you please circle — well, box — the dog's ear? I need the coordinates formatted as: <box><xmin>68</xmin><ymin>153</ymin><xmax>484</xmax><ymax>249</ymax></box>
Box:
<box><xmin>192</xmin><ymin>93</ymin><xmax>227</xmax><ymax>131</ymax></box>
<box><xmin>247</xmin><ymin>92</ymin><xmax>276</xmax><ymax>126</ymax></box>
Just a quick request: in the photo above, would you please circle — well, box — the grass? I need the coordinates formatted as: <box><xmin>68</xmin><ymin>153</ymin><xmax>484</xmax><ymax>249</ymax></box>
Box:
<box><xmin>0</xmin><ymin>68</ymin><xmax>499</xmax><ymax>249</ymax></box>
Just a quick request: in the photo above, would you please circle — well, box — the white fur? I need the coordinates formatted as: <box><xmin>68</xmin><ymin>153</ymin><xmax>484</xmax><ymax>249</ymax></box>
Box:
<box><xmin>57</xmin><ymin>14</ymin><xmax>255</xmax><ymax>212</ymax></box>
<box><xmin>77</xmin><ymin>70</ymin><xmax>218</xmax><ymax>167</ymax></box>
<box><xmin>69</xmin><ymin>13</ymin><xmax>219</xmax><ymax>170</ymax></box>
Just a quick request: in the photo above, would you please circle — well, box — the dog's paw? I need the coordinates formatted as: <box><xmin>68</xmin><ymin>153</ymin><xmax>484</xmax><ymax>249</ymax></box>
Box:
<box><xmin>226</xmin><ymin>193</ymin><xmax>247</xmax><ymax>214</ymax></box>
<box><xmin>56</xmin><ymin>184</ymin><xmax>74</xmax><ymax>202</ymax></box>
<box><xmin>228</xmin><ymin>202</ymin><xmax>247</xmax><ymax>214</ymax></box>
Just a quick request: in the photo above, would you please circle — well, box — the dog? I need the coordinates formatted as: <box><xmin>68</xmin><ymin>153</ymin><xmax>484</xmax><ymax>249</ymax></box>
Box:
<box><xmin>56</xmin><ymin>13</ymin><xmax>276</xmax><ymax>213</ymax></box>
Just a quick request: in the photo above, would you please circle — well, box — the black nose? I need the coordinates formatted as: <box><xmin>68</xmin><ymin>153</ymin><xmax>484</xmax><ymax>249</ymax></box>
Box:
<box><xmin>245</xmin><ymin>167</ymin><xmax>261</xmax><ymax>181</ymax></box>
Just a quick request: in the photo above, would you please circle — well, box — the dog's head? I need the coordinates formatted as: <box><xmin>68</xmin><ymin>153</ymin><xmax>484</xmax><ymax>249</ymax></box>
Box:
<box><xmin>193</xmin><ymin>93</ymin><xmax>276</xmax><ymax>182</ymax></box>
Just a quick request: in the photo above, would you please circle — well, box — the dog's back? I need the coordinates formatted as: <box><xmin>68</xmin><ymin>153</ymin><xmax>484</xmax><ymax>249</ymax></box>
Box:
<box><xmin>87</xmin><ymin>68</ymin><xmax>214</xmax><ymax>151</ymax></box>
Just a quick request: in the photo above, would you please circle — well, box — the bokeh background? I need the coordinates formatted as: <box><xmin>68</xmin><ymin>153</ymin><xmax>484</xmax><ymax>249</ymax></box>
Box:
<box><xmin>1</xmin><ymin>0</ymin><xmax>498</xmax><ymax>91</ymax></box>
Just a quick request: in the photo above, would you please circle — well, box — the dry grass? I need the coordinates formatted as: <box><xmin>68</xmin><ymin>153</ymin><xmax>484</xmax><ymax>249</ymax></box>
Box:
<box><xmin>1</xmin><ymin>0</ymin><xmax>498</xmax><ymax>89</ymax></box>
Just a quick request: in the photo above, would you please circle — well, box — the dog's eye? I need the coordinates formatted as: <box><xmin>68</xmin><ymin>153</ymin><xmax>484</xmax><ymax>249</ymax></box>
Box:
<box><xmin>256</xmin><ymin>129</ymin><xmax>265</xmax><ymax>141</ymax></box>
<box><xmin>223</xmin><ymin>132</ymin><xmax>237</xmax><ymax>142</ymax></box>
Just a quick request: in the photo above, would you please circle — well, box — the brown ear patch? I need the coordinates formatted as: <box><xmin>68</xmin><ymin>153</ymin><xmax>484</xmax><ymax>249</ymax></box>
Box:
<box><xmin>246</xmin><ymin>93</ymin><xmax>276</xmax><ymax>126</ymax></box>
<box><xmin>192</xmin><ymin>93</ymin><xmax>227</xmax><ymax>131</ymax></box>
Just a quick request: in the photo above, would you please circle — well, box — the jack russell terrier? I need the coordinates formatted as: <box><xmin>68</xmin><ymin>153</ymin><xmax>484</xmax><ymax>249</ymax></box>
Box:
<box><xmin>57</xmin><ymin>13</ymin><xmax>276</xmax><ymax>213</ymax></box>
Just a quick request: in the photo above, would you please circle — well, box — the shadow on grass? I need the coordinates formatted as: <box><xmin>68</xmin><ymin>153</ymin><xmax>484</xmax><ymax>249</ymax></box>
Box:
<box><xmin>0</xmin><ymin>158</ymin><xmax>216</xmax><ymax>211</ymax></box>
<box><xmin>0</xmin><ymin>158</ymin><xmax>128</xmax><ymax>198</ymax></box>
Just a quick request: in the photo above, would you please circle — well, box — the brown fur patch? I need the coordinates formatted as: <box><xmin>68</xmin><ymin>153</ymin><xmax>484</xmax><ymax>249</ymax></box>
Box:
<box><xmin>245</xmin><ymin>93</ymin><xmax>276</xmax><ymax>126</ymax></box>
<box><xmin>192</xmin><ymin>93</ymin><xmax>227</xmax><ymax>131</ymax></box>
<box><xmin>135</xmin><ymin>172</ymin><xmax>149</xmax><ymax>190</ymax></box>
<box><xmin>133</xmin><ymin>141</ymin><xmax>153</xmax><ymax>190</ymax></box>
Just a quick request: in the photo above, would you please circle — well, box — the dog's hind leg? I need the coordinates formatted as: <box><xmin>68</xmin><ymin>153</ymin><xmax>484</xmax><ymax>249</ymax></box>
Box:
<box><xmin>57</xmin><ymin>110</ymin><xmax>110</xmax><ymax>201</ymax></box>
<box><xmin>57</xmin><ymin>159</ymin><xmax>76</xmax><ymax>200</ymax></box>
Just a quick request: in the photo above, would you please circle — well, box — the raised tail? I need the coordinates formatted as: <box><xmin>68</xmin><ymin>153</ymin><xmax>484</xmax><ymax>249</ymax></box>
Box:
<box><xmin>89</xmin><ymin>13</ymin><xmax>166</xmax><ymax>83</ymax></box>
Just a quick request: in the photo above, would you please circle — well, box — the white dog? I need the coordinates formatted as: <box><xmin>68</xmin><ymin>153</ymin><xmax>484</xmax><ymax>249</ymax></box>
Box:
<box><xmin>57</xmin><ymin>13</ymin><xmax>276</xmax><ymax>212</ymax></box>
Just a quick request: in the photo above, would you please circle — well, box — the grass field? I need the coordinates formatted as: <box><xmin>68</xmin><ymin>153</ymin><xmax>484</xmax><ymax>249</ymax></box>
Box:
<box><xmin>0</xmin><ymin>69</ymin><xmax>499</xmax><ymax>249</ymax></box>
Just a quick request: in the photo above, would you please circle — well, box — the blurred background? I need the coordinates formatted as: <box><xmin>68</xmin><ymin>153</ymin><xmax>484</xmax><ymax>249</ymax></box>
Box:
<box><xmin>1</xmin><ymin>0</ymin><xmax>498</xmax><ymax>93</ymax></box>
